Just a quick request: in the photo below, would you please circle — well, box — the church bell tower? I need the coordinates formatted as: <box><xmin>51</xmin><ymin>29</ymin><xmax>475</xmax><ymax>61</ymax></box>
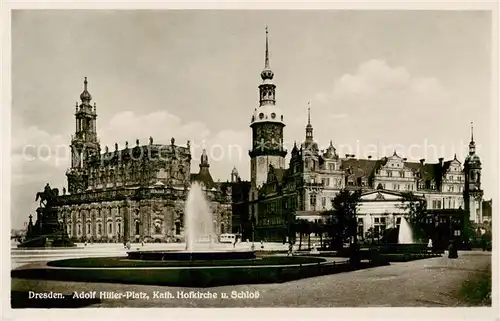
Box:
<box><xmin>66</xmin><ymin>77</ymin><xmax>100</xmax><ymax>194</ymax></box>
<box><xmin>249</xmin><ymin>27</ymin><xmax>287</xmax><ymax>194</ymax></box>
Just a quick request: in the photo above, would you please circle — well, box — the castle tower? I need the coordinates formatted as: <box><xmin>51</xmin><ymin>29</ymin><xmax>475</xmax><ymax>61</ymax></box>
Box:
<box><xmin>66</xmin><ymin>77</ymin><xmax>100</xmax><ymax>193</ymax></box>
<box><xmin>249</xmin><ymin>27</ymin><xmax>287</xmax><ymax>192</ymax></box>
<box><xmin>464</xmin><ymin>122</ymin><xmax>483</xmax><ymax>223</ymax></box>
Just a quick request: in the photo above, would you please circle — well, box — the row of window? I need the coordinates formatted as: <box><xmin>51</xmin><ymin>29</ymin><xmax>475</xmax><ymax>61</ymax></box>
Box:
<box><xmin>260</xmin><ymin>216</ymin><xmax>284</xmax><ymax>226</ymax></box>
<box><xmin>69</xmin><ymin>222</ymin><xmax>121</xmax><ymax>236</ymax></box>
<box><xmin>309</xmin><ymin>194</ymin><xmax>334</xmax><ymax>209</ymax></box>
<box><xmin>321</xmin><ymin>177</ymin><xmax>342</xmax><ymax>188</ymax></box>
<box><xmin>446</xmin><ymin>185</ymin><xmax>463</xmax><ymax>192</ymax></box>
<box><xmin>68</xmin><ymin>221</ymin><xmax>185</xmax><ymax>236</ymax></box>
<box><xmin>430</xmin><ymin>198</ymin><xmax>463</xmax><ymax>209</ymax></box>
<box><xmin>385</xmin><ymin>170</ymin><xmax>412</xmax><ymax>178</ymax></box>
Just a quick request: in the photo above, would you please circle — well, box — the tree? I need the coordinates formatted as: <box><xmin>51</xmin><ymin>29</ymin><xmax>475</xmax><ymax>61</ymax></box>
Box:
<box><xmin>295</xmin><ymin>219</ymin><xmax>307</xmax><ymax>250</ymax></box>
<box><xmin>397</xmin><ymin>191</ymin><xmax>427</xmax><ymax>241</ymax></box>
<box><xmin>316</xmin><ymin>220</ymin><xmax>325</xmax><ymax>249</ymax></box>
<box><xmin>365</xmin><ymin>227</ymin><xmax>379</xmax><ymax>244</ymax></box>
<box><xmin>304</xmin><ymin>220</ymin><xmax>312</xmax><ymax>250</ymax></box>
<box><xmin>325</xmin><ymin>189</ymin><xmax>362</xmax><ymax>251</ymax></box>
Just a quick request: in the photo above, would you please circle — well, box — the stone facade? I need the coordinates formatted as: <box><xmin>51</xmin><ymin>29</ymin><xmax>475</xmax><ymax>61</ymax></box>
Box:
<box><xmin>244</xmin><ymin>30</ymin><xmax>484</xmax><ymax>242</ymax></box>
<box><xmin>56</xmin><ymin>79</ymin><xmax>232</xmax><ymax>243</ymax></box>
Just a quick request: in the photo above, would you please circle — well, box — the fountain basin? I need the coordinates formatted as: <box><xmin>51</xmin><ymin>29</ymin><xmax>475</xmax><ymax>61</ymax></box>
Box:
<box><xmin>370</xmin><ymin>243</ymin><xmax>429</xmax><ymax>254</ymax></box>
<box><xmin>127</xmin><ymin>250</ymin><xmax>256</xmax><ymax>261</ymax></box>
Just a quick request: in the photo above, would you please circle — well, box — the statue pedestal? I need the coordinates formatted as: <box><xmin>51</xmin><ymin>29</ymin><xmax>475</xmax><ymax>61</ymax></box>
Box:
<box><xmin>18</xmin><ymin>205</ymin><xmax>75</xmax><ymax>248</ymax></box>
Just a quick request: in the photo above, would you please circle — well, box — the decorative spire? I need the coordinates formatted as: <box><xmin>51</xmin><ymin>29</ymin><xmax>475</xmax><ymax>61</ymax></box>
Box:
<box><xmin>79</xmin><ymin>77</ymin><xmax>92</xmax><ymax>105</ymax></box>
<box><xmin>468</xmin><ymin>121</ymin><xmax>476</xmax><ymax>155</ymax></box>
<box><xmin>305</xmin><ymin>102</ymin><xmax>313</xmax><ymax>141</ymax></box>
<box><xmin>265</xmin><ymin>26</ymin><xmax>269</xmax><ymax>69</ymax></box>
<box><xmin>260</xmin><ymin>26</ymin><xmax>274</xmax><ymax>81</ymax></box>
<box><xmin>307</xmin><ymin>101</ymin><xmax>312</xmax><ymax>127</ymax></box>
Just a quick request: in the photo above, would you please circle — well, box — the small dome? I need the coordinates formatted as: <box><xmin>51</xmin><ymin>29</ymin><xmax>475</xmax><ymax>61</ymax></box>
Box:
<box><xmin>80</xmin><ymin>90</ymin><xmax>92</xmax><ymax>102</ymax></box>
<box><xmin>302</xmin><ymin>140</ymin><xmax>319</xmax><ymax>154</ymax></box>
<box><xmin>261</xmin><ymin>68</ymin><xmax>274</xmax><ymax>80</ymax></box>
<box><xmin>323</xmin><ymin>141</ymin><xmax>337</xmax><ymax>159</ymax></box>
<box><xmin>251</xmin><ymin>104</ymin><xmax>284</xmax><ymax>125</ymax></box>
<box><xmin>80</xmin><ymin>77</ymin><xmax>92</xmax><ymax>102</ymax></box>
<box><xmin>466</xmin><ymin>153</ymin><xmax>481</xmax><ymax>165</ymax></box>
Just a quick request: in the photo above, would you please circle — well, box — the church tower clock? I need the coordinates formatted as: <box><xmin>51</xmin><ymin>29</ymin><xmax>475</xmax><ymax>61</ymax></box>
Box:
<box><xmin>249</xmin><ymin>27</ymin><xmax>287</xmax><ymax>193</ymax></box>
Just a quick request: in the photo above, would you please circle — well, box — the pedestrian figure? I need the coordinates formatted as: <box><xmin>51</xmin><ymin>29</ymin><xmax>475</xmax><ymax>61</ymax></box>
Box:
<box><xmin>288</xmin><ymin>243</ymin><xmax>293</xmax><ymax>256</ymax></box>
<box><xmin>260</xmin><ymin>240</ymin><xmax>264</xmax><ymax>249</ymax></box>
<box><xmin>448</xmin><ymin>240</ymin><xmax>458</xmax><ymax>259</ymax></box>
<box><xmin>427</xmin><ymin>238</ymin><xmax>433</xmax><ymax>253</ymax></box>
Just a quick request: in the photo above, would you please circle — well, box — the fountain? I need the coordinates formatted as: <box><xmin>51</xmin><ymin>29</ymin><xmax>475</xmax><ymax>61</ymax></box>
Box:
<box><xmin>127</xmin><ymin>182</ymin><xmax>255</xmax><ymax>261</ymax></box>
<box><xmin>398</xmin><ymin>217</ymin><xmax>414</xmax><ymax>244</ymax></box>
<box><xmin>185</xmin><ymin>182</ymin><xmax>216</xmax><ymax>251</ymax></box>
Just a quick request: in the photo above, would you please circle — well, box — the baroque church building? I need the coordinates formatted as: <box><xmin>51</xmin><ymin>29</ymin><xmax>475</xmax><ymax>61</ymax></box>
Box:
<box><xmin>55</xmin><ymin>78</ymin><xmax>232</xmax><ymax>243</ymax></box>
<box><xmin>243</xmin><ymin>30</ymin><xmax>484</xmax><ymax>243</ymax></box>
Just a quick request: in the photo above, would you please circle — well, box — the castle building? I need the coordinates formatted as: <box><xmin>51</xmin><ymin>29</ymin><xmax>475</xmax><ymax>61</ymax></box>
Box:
<box><xmin>56</xmin><ymin>79</ymin><xmax>232</xmax><ymax>243</ymax></box>
<box><xmin>239</xmin><ymin>29</ymin><xmax>484</xmax><ymax>244</ymax></box>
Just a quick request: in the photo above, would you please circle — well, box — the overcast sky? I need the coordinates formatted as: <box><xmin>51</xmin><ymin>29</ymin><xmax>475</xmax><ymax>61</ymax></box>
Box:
<box><xmin>11</xmin><ymin>10</ymin><xmax>493</xmax><ymax>228</ymax></box>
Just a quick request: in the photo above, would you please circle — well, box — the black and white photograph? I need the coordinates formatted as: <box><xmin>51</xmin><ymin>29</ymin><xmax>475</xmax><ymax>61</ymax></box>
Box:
<box><xmin>3</xmin><ymin>3</ymin><xmax>498</xmax><ymax>316</ymax></box>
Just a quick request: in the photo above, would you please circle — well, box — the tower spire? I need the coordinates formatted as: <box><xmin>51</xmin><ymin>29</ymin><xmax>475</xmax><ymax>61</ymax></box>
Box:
<box><xmin>265</xmin><ymin>26</ymin><xmax>269</xmax><ymax>68</ymax></box>
<box><xmin>307</xmin><ymin>101</ymin><xmax>311</xmax><ymax>126</ymax></box>
<box><xmin>306</xmin><ymin>101</ymin><xmax>313</xmax><ymax>141</ymax></box>
<box><xmin>468</xmin><ymin>121</ymin><xmax>476</xmax><ymax>155</ymax></box>
<box><xmin>260</xmin><ymin>26</ymin><xmax>274</xmax><ymax>81</ymax></box>
<box><xmin>470</xmin><ymin>121</ymin><xmax>474</xmax><ymax>142</ymax></box>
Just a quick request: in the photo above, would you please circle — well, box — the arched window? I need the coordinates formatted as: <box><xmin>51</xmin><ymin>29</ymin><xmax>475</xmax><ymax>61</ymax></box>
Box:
<box><xmin>108</xmin><ymin>223</ymin><xmax>112</xmax><ymax>234</ymax></box>
<box><xmin>175</xmin><ymin>222</ymin><xmax>181</xmax><ymax>235</ymax></box>
<box><xmin>87</xmin><ymin>224</ymin><xmax>91</xmax><ymax>234</ymax></box>
<box><xmin>117</xmin><ymin>223</ymin><xmax>121</xmax><ymax>234</ymax></box>
<box><xmin>78</xmin><ymin>224</ymin><xmax>81</xmax><ymax>235</ymax></box>
<box><xmin>221</xmin><ymin>224</ymin><xmax>225</xmax><ymax>234</ymax></box>
<box><xmin>98</xmin><ymin>224</ymin><xmax>102</xmax><ymax>234</ymax></box>
<box><xmin>154</xmin><ymin>222</ymin><xmax>162</xmax><ymax>234</ymax></box>
<box><xmin>135</xmin><ymin>221</ymin><xmax>140</xmax><ymax>235</ymax></box>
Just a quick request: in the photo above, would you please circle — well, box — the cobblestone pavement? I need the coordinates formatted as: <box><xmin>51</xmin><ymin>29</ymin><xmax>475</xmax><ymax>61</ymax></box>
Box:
<box><xmin>11</xmin><ymin>251</ymin><xmax>491</xmax><ymax>307</ymax></box>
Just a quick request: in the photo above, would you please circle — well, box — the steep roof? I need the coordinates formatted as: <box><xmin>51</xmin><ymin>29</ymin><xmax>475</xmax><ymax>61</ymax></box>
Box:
<box><xmin>405</xmin><ymin>162</ymin><xmax>440</xmax><ymax>181</ymax></box>
<box><xmin>190</xmin><ymin>169</ymin><xmax>215</xmax><ymax>189</ymax></box>
<box><xmin>341</xmin><ymin>158</ymin><xmax>384</xmax><ymax>178</ymax></box>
